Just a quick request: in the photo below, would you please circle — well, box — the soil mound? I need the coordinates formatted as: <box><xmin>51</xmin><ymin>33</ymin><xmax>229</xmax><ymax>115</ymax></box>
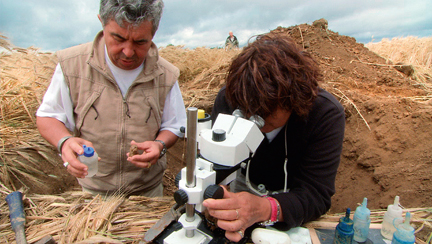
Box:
<box><xmin>271</xmin><ymin>23</ymin><xmax>432</xmax><ymax>213</ymax></box>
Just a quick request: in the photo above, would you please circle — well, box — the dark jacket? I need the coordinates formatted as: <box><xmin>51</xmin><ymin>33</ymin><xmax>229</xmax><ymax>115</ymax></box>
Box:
<box><xmin>225</xmin><ymin>35</ymin><xmax>239</xmax><ymax>48</ymax></box>
<box><xmin>211</xmin><ymin>86</ymin><xmax>345</xmax><ymax>229</ymax></box>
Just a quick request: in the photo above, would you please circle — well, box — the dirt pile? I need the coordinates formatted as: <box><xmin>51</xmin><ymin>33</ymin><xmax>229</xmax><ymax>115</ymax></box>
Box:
<box><xmin>270</xmin><ymin>23</ymin><xmax>432</xmax><ymax>213</ymax></box>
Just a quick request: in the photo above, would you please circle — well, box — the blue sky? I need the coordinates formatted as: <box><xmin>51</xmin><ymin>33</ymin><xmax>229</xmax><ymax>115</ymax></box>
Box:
<box><xmin>0</xmin><ymin>0</ymin><xmax>431</xmax><ymax>52</ymax></box>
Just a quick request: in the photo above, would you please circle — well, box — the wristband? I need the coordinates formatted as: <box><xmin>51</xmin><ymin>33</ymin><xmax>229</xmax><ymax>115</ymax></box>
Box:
<box><xmin>259</xmin><ymin>196</ymin><xmax>280</xmax><ymax>226</ymax></box>
<box><xmin>57</xmin><ymin>136</ymin><xmax>73</xmax><ymax>154</ymax></box>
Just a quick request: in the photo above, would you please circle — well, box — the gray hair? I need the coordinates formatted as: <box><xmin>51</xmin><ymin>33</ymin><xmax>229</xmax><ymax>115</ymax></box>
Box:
<box><xmin>99</xmin><ymin>0</ymin><xmax>164</xmax><ymax>36</ymax></box>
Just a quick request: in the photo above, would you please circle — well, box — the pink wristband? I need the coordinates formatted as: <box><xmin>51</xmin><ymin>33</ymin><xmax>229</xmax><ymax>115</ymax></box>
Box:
<box><xmin>267</xmin><ymin>197</ymin><xmax>278</xmax><ymax>222</ymax></box>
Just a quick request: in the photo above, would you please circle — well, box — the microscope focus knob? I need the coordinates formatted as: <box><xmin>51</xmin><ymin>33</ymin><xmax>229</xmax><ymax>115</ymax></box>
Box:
<box><xmin>212</xmin><ymin>129</ymin><xmax>226</xmax><ymax>142</ymax></box>
<box><xmin>204</xmin><ymin>184</ymin><xmax>224</xmax><ymax>200</ymax></box>
<box><xmin>174</xmin><ymin>189</ymin><xmax>189</xmax><ymax>205</ymax></box>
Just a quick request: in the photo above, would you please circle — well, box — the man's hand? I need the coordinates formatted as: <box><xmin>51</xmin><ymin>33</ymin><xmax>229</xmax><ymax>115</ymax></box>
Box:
<box><xmin>127</xmin><ymin>140</ymin><xmax>161</xmax><ymax>168</ymax></box>
<box><xmin>61</xmin><ymin>137</ymin><xmax>97</xmax><ymax>178</ymax></box>
<box><xmin>203</xmin><ymin>186</ymin><xmax>272</xmax><ymax>242</ymax></box>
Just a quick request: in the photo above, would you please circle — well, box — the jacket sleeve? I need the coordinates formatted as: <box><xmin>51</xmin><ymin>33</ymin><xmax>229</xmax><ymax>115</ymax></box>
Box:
<box><xmin>272</xmin><ymin>96</ymin><xmax>345</xmax><ymax>230</ymax></box>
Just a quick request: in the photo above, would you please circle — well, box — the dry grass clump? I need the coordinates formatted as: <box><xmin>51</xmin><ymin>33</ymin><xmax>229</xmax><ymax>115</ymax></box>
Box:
<box><xmin>1</xmin><ymin>33</ymin><xmax>60</xmax><ymax>192</ymax></box>
<box><xmin>366</xmin><ymin>36</ymin><xmax>432</xmax><ymax>95</ymax></box>
<box><xmin>0</xmin><ymin>34</ymin><xmax>12</xmax><ymax>51</ymax></box>
<box><xmin>1</xmin><ymin>43</ymin><xmax>57</xmax><ymax>147</ymax></box>
<box><xmin>0</xmin><ymin>189</ymin><xmax>174</xmax><ymax>243</ymax></box>
<box><xmin>159</xmin><ymin>46</ymin><xmax>240</xmax><ymax>111</ymax></box>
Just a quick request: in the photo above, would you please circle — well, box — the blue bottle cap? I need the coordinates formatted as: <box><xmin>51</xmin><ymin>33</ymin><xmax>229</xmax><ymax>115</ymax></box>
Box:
<box><xmin>393</xmin><ymin>212</ymin><xmax>415</xmax><ymax>243</ymax></box>
<box><xmin>82</xmin><ymin>145</ymin><xmax>95</xmax><ymax>157</ymax></box>
<box><xmin>339</xmin><ymin>208</ymin><xmax>354</xmax><ymax>232</ymax></box>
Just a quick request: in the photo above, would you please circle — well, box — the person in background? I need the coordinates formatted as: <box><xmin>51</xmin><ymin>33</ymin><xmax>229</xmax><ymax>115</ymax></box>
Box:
<box><xmin>225</xmin><ymin>31</ymin><xmax>239</xmax><ymax>50</ymax></box>
<box><xmin>36</xmin><ymin>0</ymin><xmax>186</xmax><ymax>197</ymax></box>
<box><xmin>204</xmin><ymin>33</ymin><xmax>345</xmax><ymax>242</ymax></box>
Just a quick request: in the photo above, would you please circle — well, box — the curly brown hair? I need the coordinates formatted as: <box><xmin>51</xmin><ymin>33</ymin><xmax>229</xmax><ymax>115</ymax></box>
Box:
<box><xmin>225</xmin><ymin>34</ymin><xmax>321</xmax><ymax>119</ymax></box>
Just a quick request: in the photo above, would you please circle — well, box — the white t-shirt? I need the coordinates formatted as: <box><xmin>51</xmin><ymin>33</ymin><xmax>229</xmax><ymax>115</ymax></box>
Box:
<box><xmin>37</xmin><ymin>50</ymin><xmax>186</xmax><ymax>137</ymax></box>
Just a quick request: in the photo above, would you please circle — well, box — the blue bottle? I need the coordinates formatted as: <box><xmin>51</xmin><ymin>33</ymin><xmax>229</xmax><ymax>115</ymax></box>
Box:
<box><xmin>334</xmin><ymin>208</ymin><xmax>354</xmax><ymax>244</ymax></box>
<box><xmin>353</xmin><ymin>198</ymin><xmax>371</xmax><ymax>242</ymax></box>
<box><xmin>391</xmin><ymin>212</ymin><xmax>415</xmax><ymax>244</ymax></box>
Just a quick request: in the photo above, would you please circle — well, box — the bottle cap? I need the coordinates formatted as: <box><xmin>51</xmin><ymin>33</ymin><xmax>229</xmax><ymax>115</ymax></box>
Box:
<box><xmin>339</xmin><ymin>208</ymin><xmax>354</xmax><ymax>232</ymax></box>
<box><xmin>388</xmin><ymin>196</ymin><xmax>403</xmax><ymax>215</ymax></box>
<box><xmin>393</xmin><ymin>212</ymin><xmax>415</xmax><ymax>242</ymax></box>
<box><xmin>198</xmin><ymin>109</ymin><xmax>205</xmax><ymax>119</ymax></box>
<box><xmin>355</xmin><ymin>197</ymin><xmax>371</xmax><ymax>219</ymax></box>
<box><xmin>82</xmin><ymin>145</ymin><xmax>95</xmax><ymax>157</ymax></box>
<box><xmin>395</xmin><ymin>212</ymin><xmax>414</xmax><ymax>233</ymax></box>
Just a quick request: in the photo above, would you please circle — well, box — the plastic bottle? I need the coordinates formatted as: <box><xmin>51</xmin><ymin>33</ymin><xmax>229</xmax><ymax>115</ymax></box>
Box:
<box><xmin>381</xmin><ymin>196</ymin><xmax>403</xmax><ymax>240</ymax></box>
<box><xmin>333</xmin><ymin>208</ymin><xmax>354</xmax><ymax>244</ymax></box>
<box><xmin>391</xmin><ymin>212</ymin><xmax>415</xmax><ymax>244</ymax></box>
<box><xmin>353</xmin><ymin>197</ymin><xmax>371</xmax><ymax>242</ymax></box>
<box><xmin>78</xmin><ymin>145</ymin><xmax>98</xmax><ymax>177</ymax></box>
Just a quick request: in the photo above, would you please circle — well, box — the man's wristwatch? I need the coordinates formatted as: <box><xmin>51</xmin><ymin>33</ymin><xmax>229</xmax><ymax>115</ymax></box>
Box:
<box><xmin>154</xmin><ymin>140</ymin><xmax>167</xmax><ymax>158</ymax></box>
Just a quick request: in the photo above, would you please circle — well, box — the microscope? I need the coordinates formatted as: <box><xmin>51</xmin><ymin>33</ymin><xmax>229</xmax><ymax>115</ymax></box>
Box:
<box><xmin>142</xmin><ymin>107</ymin><xmax>264</xmax><ymax>244</ymax></box>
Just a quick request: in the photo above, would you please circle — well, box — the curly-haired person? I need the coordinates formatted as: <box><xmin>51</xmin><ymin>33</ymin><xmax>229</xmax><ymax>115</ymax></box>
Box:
<box><xmin>204</xmin><ymin>34</ymin><xmax>345</xmax><ymax>242</ymax></box>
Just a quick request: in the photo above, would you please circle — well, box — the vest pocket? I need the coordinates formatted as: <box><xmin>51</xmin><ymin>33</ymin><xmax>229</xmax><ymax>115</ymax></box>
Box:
<box><xmin>146</xmin><ymin>96</ymin><xmax>162</xmax><ymax>127</ymax></box>
<box><xmin>75</xmin><ymin>87</ymin><xmax>104</xmax><ymax>135</ymax></box>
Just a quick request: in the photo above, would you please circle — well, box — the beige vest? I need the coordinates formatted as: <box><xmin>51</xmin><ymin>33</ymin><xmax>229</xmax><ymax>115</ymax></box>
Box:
<box><xmin>57</xmin><ymin>31</ymin><xmax>179</xmax><ymax>194</ymax></box>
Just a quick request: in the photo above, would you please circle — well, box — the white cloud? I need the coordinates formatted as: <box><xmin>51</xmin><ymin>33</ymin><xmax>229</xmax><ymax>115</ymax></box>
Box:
<box><xmin>0</xmin><ymin>0</ymin><xmax>430</xmax><ymax>51</ymax></box>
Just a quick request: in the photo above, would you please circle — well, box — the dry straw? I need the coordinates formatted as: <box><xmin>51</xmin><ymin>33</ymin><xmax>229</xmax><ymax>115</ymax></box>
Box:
<box><xmin>159</xmin><ymin>45</ymin><xmax>240</xmax><ymax>110</ymax></box>
<box><xmin>0</xmin><ymin>190</ymin><xmax>174</xmax><ymax>243</ymax></box>
<box><xmin>366</xmin><ymin>36</ymin><xmax>432</xmax><ymax>96</ymax></box>
<box><xmin>1</xmin><ymin>33</ymin><xmax>60</xmax><ymax>192</ymax></box>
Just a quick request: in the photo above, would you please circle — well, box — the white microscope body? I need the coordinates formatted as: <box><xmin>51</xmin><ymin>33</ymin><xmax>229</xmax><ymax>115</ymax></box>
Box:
<box><xmin>164</xmin><ymin>108</ymin><xmax>264</xmax><ymax>244</ymax></box>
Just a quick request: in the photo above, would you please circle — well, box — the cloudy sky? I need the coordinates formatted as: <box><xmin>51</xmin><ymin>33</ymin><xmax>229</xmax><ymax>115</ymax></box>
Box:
<box><xmin>1</xmin><ymin>0</ymin><xmax>431</xmax><ymax>52</ymax></box>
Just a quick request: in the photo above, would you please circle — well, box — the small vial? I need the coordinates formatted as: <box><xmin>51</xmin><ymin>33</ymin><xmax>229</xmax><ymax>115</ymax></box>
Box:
<box><xmin>78</xmin><ymin>145</ymin><xmax>98</xmax><ymax>177</ymax></box>
<box><xmin>381</xmin><ymin>196</ymin><xmax>403</xmax><ymax>240</ymax></box>
<box><xmin>353</xmin><ymin>197</ymin><xmax>371</xmax><ymax>242</ymax></box>
<box><xmin>334</xmin><ymin>208</ymin><xmax>354</xmax><ymax>244</ymax></box>
<box><xmin>391</xmin><ymin>212</ymin><xmax>415</xmax><ymax>244</ymax></box>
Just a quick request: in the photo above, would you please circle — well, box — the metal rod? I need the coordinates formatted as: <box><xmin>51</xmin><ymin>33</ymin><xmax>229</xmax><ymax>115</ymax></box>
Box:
<box><xmin>185</xmin><ymin>107</ymin><xmax>197</xmax><ymax>229</ymax></box>
<box><xmin>186</xmin><ymin>107</ymin><xmax>197</xmax><ymax>188</ymax></box>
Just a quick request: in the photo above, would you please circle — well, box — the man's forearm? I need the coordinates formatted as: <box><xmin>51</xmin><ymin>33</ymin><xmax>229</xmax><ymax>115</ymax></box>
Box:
<box><xmin>36</xmin><ymin>116</ymin><xmax>72</xmax><ymax>149</ymax></box>
<box><xmin>155</xmin><ymin>130</ymin><xmax>179</xmax><ymax>149</ymax></box>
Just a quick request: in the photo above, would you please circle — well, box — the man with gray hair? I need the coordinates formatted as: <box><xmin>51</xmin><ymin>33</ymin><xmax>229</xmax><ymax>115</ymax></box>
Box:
<box><xmin>36</xmin><ymin>0</ymin><xmax>186</xmax><ymax>197</ymax></box>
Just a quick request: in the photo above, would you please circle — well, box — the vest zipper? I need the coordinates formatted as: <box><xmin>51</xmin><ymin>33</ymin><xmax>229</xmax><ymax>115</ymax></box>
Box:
<box><xmin>123</xmin><ymin>99</ymin><xmax>131</xmax><ymax>118</ymax></box>
<box><xmin>120</xmin><ymin>97</ymin><xmax>129</xmax><ymax>190</ymax></box>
